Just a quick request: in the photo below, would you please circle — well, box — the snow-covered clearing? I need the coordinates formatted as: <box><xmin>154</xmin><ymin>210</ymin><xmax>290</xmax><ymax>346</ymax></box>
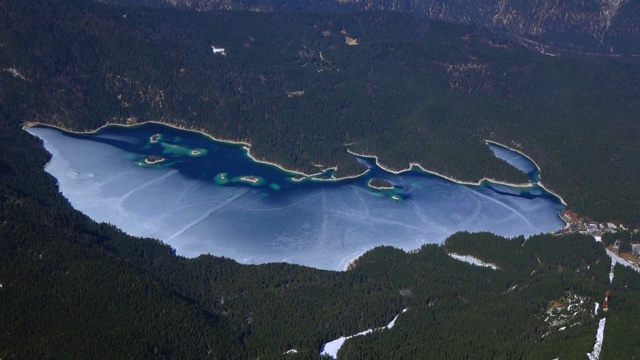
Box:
<box><xmin>605</xmin><ymin>248</ymin><xmax>640</xmax><ymax>283</ymax></box>
<box><xmin>587</xmin><ymin>318</ymin><xmax>606</xmax><ymax>360</ymax></box>
<box><xmin>211</xmin><ymin>46</ymin><xmax>226</xmax><ymax>56</ymax></box>
<box><xmin>540</xmin><ymin>293</ymin><xmax>587</xmax><ymax>338</ymax></box>
<box><xmin>320</xmin><ymin>309</ymin><xmax>407</xmax><ymax>359</ymax></box>
<box><xmin>283</xmin><ymin>349</ymin><xmax>298</xmax><ymax>354</ymax></box>
<box><xmin>448</xmin><ymin>253</ymin><xmax>499</xmax><ymax>270</ymax></box>
<box><xmin>386</xmin><ymin>309</ymin><xmax>407</xmax><ymax>330</ymax></box>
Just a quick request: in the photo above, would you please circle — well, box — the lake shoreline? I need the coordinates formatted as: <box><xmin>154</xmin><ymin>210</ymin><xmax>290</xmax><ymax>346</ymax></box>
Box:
<box><xmin>23</xmin><ymin>120</ymin><xmax>568</xmax><ymax>206</ymax></box>
<box><xmin>25</xmin><ymin>122</ymin><xmax>568</xmax><ymax>272</ymax></box>
<box><xmin>483</xmin><ymin>140</ymin><xmax>568</xmax><ymax>206</ymax></box>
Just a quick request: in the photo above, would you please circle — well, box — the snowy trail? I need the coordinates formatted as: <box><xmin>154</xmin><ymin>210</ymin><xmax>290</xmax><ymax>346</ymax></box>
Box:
<box><xmin>320</xmin><ymin>309</ymin><xmax>407</xmax><ymax>359</ymax></box>
<box><xmin>170</xmin><ymin>180</ymin><xmax>199</xmax><ymax>208</ymax></box>
<box><xmin>454</xmin><ymin>191</ymin><xmax>483</xmax><ymax>229</ymax></box>
<box><xmin>115</xmin><ymin>170</ymin><xmax>179</xmax><ymax>214</ymax></box>
<box><xmin>586</xmin><ymin>239</ymin><xmax>640</xmax><ymax>360</ymax></box>
<box><xmin>98</xmin><ymin>168</ymin><xmax>137</xmax><ymax>187</ymax></box>
<box><xmin>352</xmin><ymin>186</ymin><xmax>371</xmax><ymax>219</ymax></box>
<box><xmin>141</xmin><ymin>199</ymin><xmax>222</xmax><ymax>228</ymax></box>
<box><xmin>318</xmin><ymin>189</ymin><xmax>330</xmax><ymax>250</ymax></box>
<box><xmin>448</xmin><ymin>253</ymin><xmax>499</xmax><ymax>270</ymax></box>
<box><xmin>587</xmin><ymin>318</ymin><xmax>606</xmax><ymax>360</ymax></box>
<box><xmin>231</xmin><ymin>192</ymin><xmax>321</xmax><ymax>212</ymax></box>
<box><xmin>468</xmin><ymin>188</ymin><xmax>534</xmax><ymax>231</ymax></box>
<box><xmin>165</xmin><ymin>188</ymin><xmax>251</xmax><ymax>241</ymax></box>
<box><xmin>605</xmin><ymin>248</ymin><xmax>640</xmax><ymax>283</ymax></box>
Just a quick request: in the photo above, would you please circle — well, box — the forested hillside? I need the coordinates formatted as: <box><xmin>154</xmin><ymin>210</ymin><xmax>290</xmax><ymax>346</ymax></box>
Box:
<box><xmin>96</xmin><ymin>0</ymin><xmax>640</xmax><ymax>55</ymax></box>
<box><xmin>2</xmin><ymin>110</ymin><xmax>639</xmax><ymax>357</ymax></box>
<box><xmin>2</xmin><ymin>1</ymin><xmax>640</xmax><ymax>357</ymax></box>
<box><xmin>2</xmin><ymin>0</ymin><xmax>639</xmax><ymax>224</ymax></box>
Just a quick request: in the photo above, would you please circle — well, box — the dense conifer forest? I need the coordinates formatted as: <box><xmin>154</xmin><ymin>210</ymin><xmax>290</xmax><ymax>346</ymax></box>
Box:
<box><xmin>2</xmin><ymin>0</ymin><xmax>640</xmax><ymax>224</ymax></box>
<box><xmin>2</xmin><ymin>0</ymin><xmax>640</xmax><ymax>358</ymax></box>
<box><xmin>2</xmin><ymin>112</ymin><xmax>640</xmax><ymax>357</ymax></box>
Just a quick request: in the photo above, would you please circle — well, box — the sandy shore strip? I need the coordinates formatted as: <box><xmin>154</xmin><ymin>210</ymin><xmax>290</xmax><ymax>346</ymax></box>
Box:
<box><xmin>305</xmin><ymin>165</ymin><xmax>370</xmax><ymax>182</ymax></box>
<box><xmin>143</xmin><ymin>157</ymin><xmax>165</xmax><ymax>165</ymax></box>
<box><xmin>239</xmin><ymin>176</ymin><xmax>260</xmax><ymax>184</ymax></box>
<box><xmin>342</xmin><ymin>251</ymin><xmax>367</xmax><ymax>271</ymax></box>
<box><xmin>369</xmin><ymin>185</ymin><xmax>394</xmax><ymax>190</ymax></box>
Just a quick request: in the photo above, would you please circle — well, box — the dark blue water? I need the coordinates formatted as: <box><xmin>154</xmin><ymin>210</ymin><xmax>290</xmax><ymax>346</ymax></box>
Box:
<box><xmin>27</xmin><ymin>123</ymin><xmax>565</xmax><ymax>270</ymax></box>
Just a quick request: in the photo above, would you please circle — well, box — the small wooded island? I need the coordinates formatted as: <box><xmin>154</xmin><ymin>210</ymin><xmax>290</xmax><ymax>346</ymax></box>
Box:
<box><xmin>368</xmin><ymin>178</ymin><xmax>394</xmax><ymax>190</ymax></box>
<box><xmin>144</xmin><ymin>155</ymin><xmax>165</xmax><ymax>164</ymax></box>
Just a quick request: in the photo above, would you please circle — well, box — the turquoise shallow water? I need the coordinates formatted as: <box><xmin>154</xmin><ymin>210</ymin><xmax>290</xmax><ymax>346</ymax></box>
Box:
<box><xmin>27</xmin><ymin>123</ymin><xmax>565</xmax><ymax>270</ymax></box>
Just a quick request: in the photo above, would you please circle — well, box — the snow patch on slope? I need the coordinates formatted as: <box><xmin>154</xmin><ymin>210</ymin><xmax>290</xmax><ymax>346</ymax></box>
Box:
<box><xmin>606</xmin><ymin>248</ymin><xmax>640</xmax><ymax>283</ymax></box>
<box><xmin>320</xmin><ymin>309</ymin><xmax>407</xmax><ymax>359</ymax></box>
<box><xmin>211</xmin><ymin>46</ymin><xmax>226</xmax><ymax>56</ymax></box>
<box><xmin>587</xmin><ymin>318</ymin><xmax>606</xmax><ymax>360</ymax></box>
<box><xmin>448</xmin><ymin>253</ymin><xmax>499</xmax><ymax>270</ymax></box>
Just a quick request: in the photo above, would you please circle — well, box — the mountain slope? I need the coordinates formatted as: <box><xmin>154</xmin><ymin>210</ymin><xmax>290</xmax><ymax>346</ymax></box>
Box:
<box><xmin>95</xmin><ymin>0</ymin><xmax>640</xmax><ymax>54</ymax></box>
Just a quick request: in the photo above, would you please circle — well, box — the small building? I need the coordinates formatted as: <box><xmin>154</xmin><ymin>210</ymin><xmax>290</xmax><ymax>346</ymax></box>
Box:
<box><xmin>561</xmin><ymin>210</ymin><xmax>579</xmax><ymax>223</ymax></box>
<box><xmin>632</xmin><ymin>244</ymin><xmax>640</xmax><ymax>257</ymax></box>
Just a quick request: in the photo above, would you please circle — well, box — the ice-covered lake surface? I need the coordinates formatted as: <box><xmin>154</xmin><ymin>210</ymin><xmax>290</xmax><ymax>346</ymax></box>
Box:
<box><xmin>27</xmin><ymin>123</ymin><xmax>565</xmax><ymax>270</ymax></box>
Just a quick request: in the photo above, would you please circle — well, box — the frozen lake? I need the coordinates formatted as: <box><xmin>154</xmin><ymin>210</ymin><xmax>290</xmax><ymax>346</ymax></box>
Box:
<box><xmin>27</xmin><ymin>123</ymin><xmax>565</xmax><ymax>270</ymax></box>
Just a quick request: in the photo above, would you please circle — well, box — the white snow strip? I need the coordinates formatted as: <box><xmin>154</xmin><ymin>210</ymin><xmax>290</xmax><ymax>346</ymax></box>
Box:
<box><xmin>605</xmin><ymin>248</ymin><xmax>640</xmax><ymax>283</ymax></box>
<box><xmin>320</xmin><ymin>309</ymin><xmax>407</xmax><ymax>359</ymax></box>
<box><xmin>587</xmin><ymin>318</ymin><xmax>606</xmax><ymax>360</ymax></box>
<box><xmin>448</xmin><ymin>253</ymin><xmax>499</xmax><ymax>270</ymax></box>
<box><xmin>594</xmin><ymin>302</ymin><xmax>599</xmax><ymax>315</ymax></box>
<box><xmin>321</xmin><ymin>336</ymin><xmax>348</xmax><ymax>358</ymax></box>
<box><xmin>387</xmin><ymin>313</ymin><xmax>401</xmax><ymax>329</ymax></box>
<box><xmin>283</xmin><ymin>349</ymin><xmax>298</xmax><ymax>354</ymax></box>
<box><xmin>3</xmin><ymin>67</ymin><xmax>30</xmax><ymax>81</ymax></box>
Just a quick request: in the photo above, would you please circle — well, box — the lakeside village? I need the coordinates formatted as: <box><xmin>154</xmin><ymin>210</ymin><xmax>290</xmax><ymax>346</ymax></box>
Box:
<box><xmin>559</xmin><ymin>210</ymin><xmax>640</xmax><ymax>265</ymax></box>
